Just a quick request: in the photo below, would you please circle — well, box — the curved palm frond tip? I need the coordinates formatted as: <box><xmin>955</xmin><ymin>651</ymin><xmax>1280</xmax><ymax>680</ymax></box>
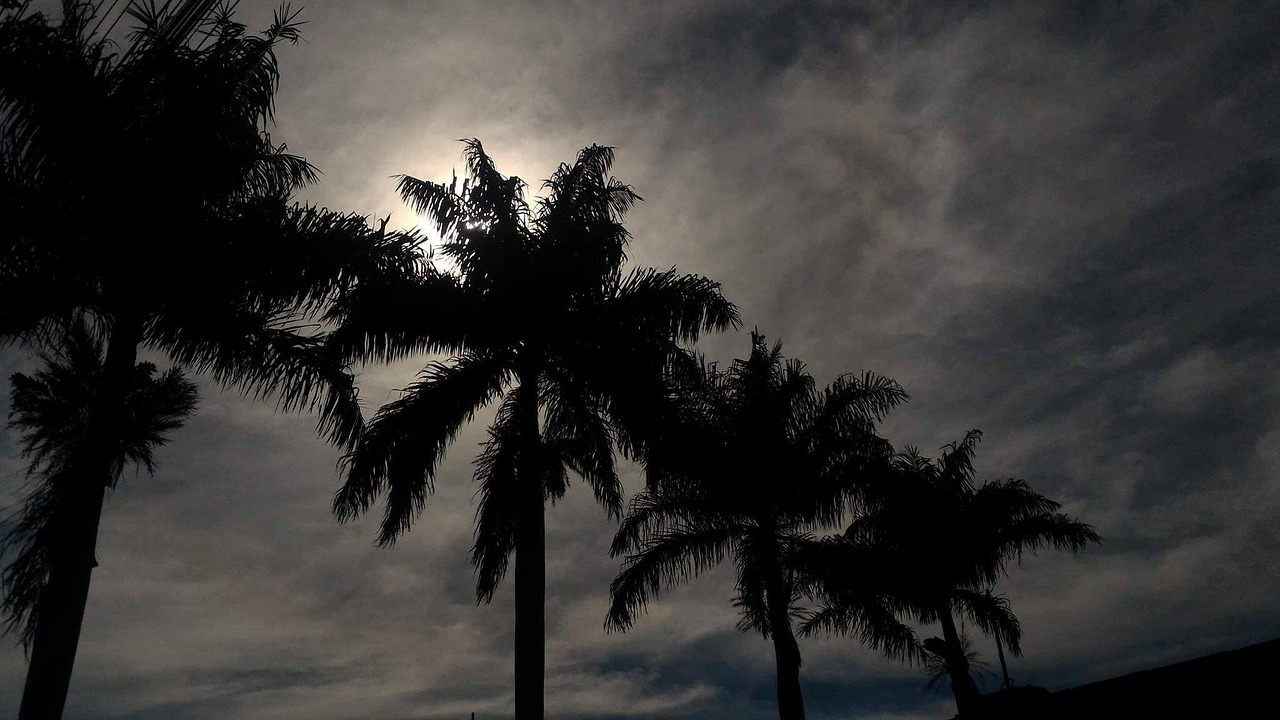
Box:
<box><xmin>330</xmin><ymin>139</ymin><xmax>736</xmax><ymax>720</ymax></box>
<box><xmin>607</xmin><ymin>332</ymin><xmax>904</xmax><ymax>720</ymax></box>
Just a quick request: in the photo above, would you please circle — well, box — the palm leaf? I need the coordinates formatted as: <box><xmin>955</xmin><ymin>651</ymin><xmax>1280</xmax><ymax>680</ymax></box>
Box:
<box><xmin>471</xmin><ymin>388</ymin><xmax>522</xmax><ymax>603</ymax></box>
<box><xmin>952</xmin><ymin>588</ymin><xmax>1022</xmax><ymax>657</ymax></box>
<box><xmin>335</xmin><ymin>350</ymin><xmax>512</xmax><ymax>545</ymax></box>
<box><xmin>1</xmin><ymin>318</ymin><xmax>196</xmax><ymax>650</ymax></box>
<box><xmin>325</xmin><ymin>266</ymin><xmax>484</xmax><ymax>364</ymax></box>
<box><xmin>540</xmin><ymin>365</ymin><xmax>621</xmax><ymax>519</ymax></box>
<box><xmin>606</xmin><ymin>523</ymin><xmax>739</xmax><ymax>632</ymax></box>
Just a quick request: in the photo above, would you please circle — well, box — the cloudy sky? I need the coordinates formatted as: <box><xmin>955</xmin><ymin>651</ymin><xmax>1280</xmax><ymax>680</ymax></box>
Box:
<box><xmin>3</xmin><ymin>0</ymin><xmax>1279</xmax><ymax>718</ymax></box>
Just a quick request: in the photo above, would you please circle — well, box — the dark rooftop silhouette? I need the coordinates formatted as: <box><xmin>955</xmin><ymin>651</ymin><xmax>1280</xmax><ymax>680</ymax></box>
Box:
<box><xmin>963</xmin><ymin>637</ymin><xmax>1279</xmax><ymax>718</ymax></box>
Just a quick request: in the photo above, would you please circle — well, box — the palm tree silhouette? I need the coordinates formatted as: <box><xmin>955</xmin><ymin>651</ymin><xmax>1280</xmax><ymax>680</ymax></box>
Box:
<box><xmin>0</xmin><ymin>3</ymin><xmax>420</xmax><ymax>716</ymax></box>
<box><xmin>922</xmin><ymin>631</ymin><xmax>995</xmax><ymax>695</ymax></box>
<box><xmin>801</xmin><ymin>431</ymin><xmax>1101</xmax><ymax>717</ymax></box>
<box><xmin>606</xmin><ymin>332</ymin><xmax>904</xmax><ymax>720</ymax></box>
<box><xmin>2</xmin><ymin>318</ymin><xmax>197</xmax><ymax>652</ymax></box>
<box><xmin>328</xmin><ymin>139</ymin><xmax>737</xmax><ymax>720</ymax></box>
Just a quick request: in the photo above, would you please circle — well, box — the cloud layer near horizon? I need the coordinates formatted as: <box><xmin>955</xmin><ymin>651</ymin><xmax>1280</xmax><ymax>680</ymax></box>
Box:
<box><xmin>3</xmin><ymin>1</ymin><xmax>1279</xmax><ymax>718</ymax></box>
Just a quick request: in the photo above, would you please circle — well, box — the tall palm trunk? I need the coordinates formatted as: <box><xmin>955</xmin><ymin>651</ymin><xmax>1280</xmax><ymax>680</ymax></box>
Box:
<box><xmin>936</xmin><ymin>600</ymin><xmax>978</xmax><ymax>717</ymax></box>
<box><xmin>513</xmin><ymin>360</ymin><xmax>544</xmax><ymax>720</ymax></box>
<box><xmin>20</xmin><ymin>313</ymin><xmax>142</xmax><ymax>720</ymax></box>
<box><xmin>765</xmin><ymin>558</ymin><xmax>805</xmax><ymax>720</ymax></box>
<box><xmin>769</xmin><ymin>610</ymin><xmax>806</xmax><ymax>720</ymax></box>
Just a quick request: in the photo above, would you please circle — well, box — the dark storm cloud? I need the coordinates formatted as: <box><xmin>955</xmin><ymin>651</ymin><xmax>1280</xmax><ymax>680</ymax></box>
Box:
<box><xmin>3</xmin><ymin>1</ymin><xmax>1279</xmax><ymax>718</ymax></box>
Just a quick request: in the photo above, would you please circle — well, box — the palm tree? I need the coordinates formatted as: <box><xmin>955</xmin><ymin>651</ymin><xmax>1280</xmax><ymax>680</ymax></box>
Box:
<box><xmin>0</xmin><ymin>3</ymin><xmax>421</xmax><ymax>716</ymax></box>
<box><xmin>800</xmin><ymin>431</ymin><xmax>1101</xmax><ymax>717</ymax></box>
<box><xmin>2</xmin><ymin>317</ymin><xmax>198</xmax><ymax>651</ymax></box>
<box><xmin>922</xmin><ymin>631</ymin><xmax>995</xmax><ymax>695</ymax></box>
<box><xmin>328</xmin><ymin>139</ymin><xmax>737</xmax><ymax>720</ymax></box>
<box><xmin>606</xmin><ymin>332</ymin><xmax>905</xmax><ymax>720</ymax></box>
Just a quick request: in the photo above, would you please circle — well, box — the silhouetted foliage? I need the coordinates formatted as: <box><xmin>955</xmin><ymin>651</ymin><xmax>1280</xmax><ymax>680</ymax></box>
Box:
<box><xmin>329</xmin><ymin>139</ymin><xmax>737</xmax><ymax>720</ymax></box>
<box><xmin>0</xmin><ymin>2</ymin><xmax>419</xmax><ymax>716</ymax></box>
<box><xmin>922</xmin><ymin>631</ymin><xmax>995</xmax><ymax>693</ymax></box>
<box><xmin>607</xmin><ymin>332</ymin><xmax>904</xmax><ymax>720</ymax></box>
<box><xmin>798</xmin><ymin>431</ymin><xmax>1101</xmax><ymax>716</ymax></box>
<box><xmin>0</xmin><ymin>0</ymin><xmax>423</xmax><ymax>442</ymax></box>
<box><xmin>1</xmin><ymin>318</ymin><xmax>197</xmax><ymax>649</ymax></box>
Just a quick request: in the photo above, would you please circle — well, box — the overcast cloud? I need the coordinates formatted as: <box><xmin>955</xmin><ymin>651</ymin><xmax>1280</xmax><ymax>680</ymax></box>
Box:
<box><xmin>3</xmin><ymin>1</ymin><xmax>1279</xmax><ymax>718</ymax></box>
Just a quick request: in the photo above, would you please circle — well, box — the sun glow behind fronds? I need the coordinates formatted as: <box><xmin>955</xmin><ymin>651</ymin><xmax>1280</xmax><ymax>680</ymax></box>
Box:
<box><xmin>405</xmin><ymin>213</ymin><xmax>454</xmax><ymax>274</ymax></box>
<box><xmin>402</xmin><ymin>166</ymin><xmax>494</xmax><ymax>275</ymax></box>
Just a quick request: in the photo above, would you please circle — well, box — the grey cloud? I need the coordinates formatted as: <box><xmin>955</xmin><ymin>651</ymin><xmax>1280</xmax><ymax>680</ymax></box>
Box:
<box><xmin>4</xmin><ymin>1</ymin><xmax>1279</xmax><ymax>718</ymax></box>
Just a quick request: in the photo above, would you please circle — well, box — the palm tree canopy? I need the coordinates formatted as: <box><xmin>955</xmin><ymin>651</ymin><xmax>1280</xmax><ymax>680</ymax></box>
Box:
<box><xmin>329</xmin><ymin>140</ymin><xmax>738</xmax><ymax>601</ymax></box>
<box><xmin>607</xmin><ymin>332</ymin><xmax>905</xmax><ymax>635</ymax></box>
<box><xmin>799</xmin><ymin>430</ymin><xmax>1101</xmax><ymax>657</ymax></box>
<box><xmin>0</xmin><ymin>1</ymin><xmax>423</xmax><ymax>446</ymax></box>
<box><xmin>1</xmin><ymin>318</ymin><xmax>198</xmax><ymax>649</ymax></box>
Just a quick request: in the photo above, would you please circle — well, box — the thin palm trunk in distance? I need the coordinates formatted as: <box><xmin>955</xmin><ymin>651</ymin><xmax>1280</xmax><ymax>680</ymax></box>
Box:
<box><xmin>798</xmin><ymin>430</ymin><xmax>1101</xmax><ymax>716</ymax></box>
<box><xmin>607</xmin><ymin>332</ymin><xmax>905</xmax><ymax>720</ymax></box>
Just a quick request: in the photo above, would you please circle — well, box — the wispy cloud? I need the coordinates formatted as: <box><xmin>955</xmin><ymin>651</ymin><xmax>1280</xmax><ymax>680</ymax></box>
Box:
<box><xmin>3</xmin><ymin>1</ymin><xmax>1279</xmax><ymax>717</ymax></box>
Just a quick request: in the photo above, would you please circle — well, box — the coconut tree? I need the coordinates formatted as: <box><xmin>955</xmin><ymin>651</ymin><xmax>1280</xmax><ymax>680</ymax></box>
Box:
<box><xmin>328</xmin><ymin>139</ymin><xmax>737</xmax><ymax>720</ymax></box>
<box><xmin>921</xmin><ymin>631</ymin><xmax>995</xmax><ymax>695</ymax></box>
<box><xmin>605</xmin><ymin>332</ymin><xmax>905</xmax><ymax>720</ymax></box>
<box><xmin>0</xmin><ymin>3</ymin><xmax>420</xmax><ymax>716</ymax></box>
<box><xmin>2</xmin><ymin>318</ymin><xmax>198</xmax><ymax>651</ymax></box>
<box><xmin>800</xmin><ymin>431</ymin><xmax>1101</xmax><ymax>717</ymax></box>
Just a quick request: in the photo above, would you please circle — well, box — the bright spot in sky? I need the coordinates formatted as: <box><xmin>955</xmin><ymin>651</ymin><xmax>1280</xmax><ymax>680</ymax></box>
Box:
<box><xmin>410</xmin><ymin>216</ymin><xmax>457</xmax><ymax>274</ymax></box>
<box><xmin>409</xmin><ymin>212</ymin><xmax>491</xmax><ymax>275</ymax></box>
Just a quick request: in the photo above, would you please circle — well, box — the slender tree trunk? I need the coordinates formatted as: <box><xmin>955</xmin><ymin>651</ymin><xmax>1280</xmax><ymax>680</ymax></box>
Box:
<box><xmin>20</xmin><ymin>314</ymin><xmax>141</xmax><ymax>720</ymax></box>
<box><xmin>936</xmin><ymin>601</ymin><xmax>979</xmax><ymax>717</ymax></box>
<box><xmin>764</xmin><ymin>555</ymin><xmax>805</xmax><ymax>720</ymax></box>
<box><xmin>769</xmin><ymin>610</ymin><xmax>806</xmax><ymax>720</ymax></box>
<box><xmin>513</xmin><ymin>361</ymin><xmax>544</xmax><ymax>720</ymax></box>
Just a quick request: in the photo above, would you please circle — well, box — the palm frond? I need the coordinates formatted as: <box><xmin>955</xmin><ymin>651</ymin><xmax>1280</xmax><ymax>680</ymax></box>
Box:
<box><xmin>148</xmin><ymin>309</ymin><xmax>364</xmax><ymax>448</ymax></box>
<box><xmin>922</xmin><ymin>632</ymin><xmax>995</xmax><ymax>692</ymax></box>
<box><xmin>731</xmin><ymin>536</ymin><xmax>773</xmax><ymax>637</ymax></box>
<box><xmin>608</xmin><ymin>267</ymin><xmax>739</xmax><ymax>344</ymax></box>
<box><xmin>802</xmin><ymin>600</ymin><xmax>923</xmax><ymax>663</ymax></box>
<box><xmin>325</xmin><ymin>265</ymin><xmax>483</xmax><ymax>364</ymax></box>
<box><xmin>396</xmin><ymin>174</ymin><xmax>468</xmax><ymax>241</ymax></box>
<box><xmin>471</xmin><ymin>388</ymin><xmax>522</xmax><ymax>603</ymax></box>
<box><xmin>937</xmin><ymin>429</ymin><xmax>983</xmax><ymax>488</ymax></box>
<box><xmin>1</xmin><ymin>466</ymin><xmax>70</xmax><ymax>651</ymax></box>
<box><xmin>606</xmin><ymin>524</ymin><xmax>738</xmax><ymax>632</ymax></box>
<box><xmin>334</xmin><ymin>350</ymin><xmax>511</xmax><ymax>545</ymax></box>
<box><xmin>534</xmin><ymin>145</ymin><xmax>639</xmax><ymax>291</ymax></box>
<box><xmin>540</xmin><ymin>365</ymin><xmax>620</xmax><ymax>519</ymax></box>
<box><xmin>6</xmin><ymin>320</ymin><xmax>103</xmax><ymax>472</ymax></box>
<box><xmin>205</xmin><ymin>203</ymin><xmax>425</xmax><ymax>318</ymax></box>
<box><xmin>609</xmin><ymin>484</ymin><xmax>730</xmax><ymax>558</ymax></box>
<box><xmin>420</xmin><ymin>139</ymin><xmax>532</xmax><ymax>280</ymax></box>
<box><xmin>952</xmin><ymin>588</ymin><xmax>1022</xmax><ymax>657</ymax></box>
<box><xmin>2</xmin><ymin>317</ymin><xmax>196</xmax><ymax>650</ymax></box>
<box><xmin>118</xmin><ymin>364</ymin><xmax>199</xmax><ymax>475</ymax></box>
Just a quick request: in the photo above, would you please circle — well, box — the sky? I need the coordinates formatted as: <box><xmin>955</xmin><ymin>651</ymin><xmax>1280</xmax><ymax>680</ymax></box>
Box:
<box><xmin>2</xmin><ymin>0</ymin><xmax>1279</xmax><ymax>718</ymax></box>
